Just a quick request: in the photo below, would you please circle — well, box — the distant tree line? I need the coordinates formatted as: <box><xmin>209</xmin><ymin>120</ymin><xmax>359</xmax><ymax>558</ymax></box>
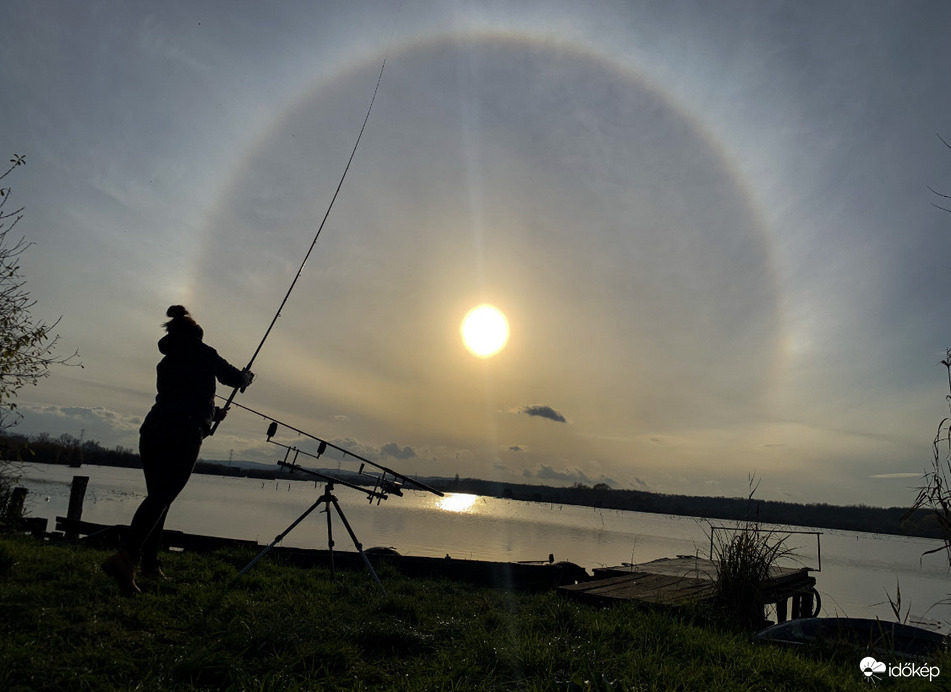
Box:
<box><xmin>1</xmin><ymin>431</ymin><xmax>137</xmax><ymax>469</ymax></box>
<box><xmin>5</xmin><ymin>430</ymin><xmax>940</xmax><ymax>540</ymax></box>
<box><xmin>0</xmin><ymin>431</ymin><xmax>299</xmax><ymax>481</ymax></box>
<box><xmin>432</xmin><ymin>477</ymin><xmax>941</xmax><ymax>541</ymax></box>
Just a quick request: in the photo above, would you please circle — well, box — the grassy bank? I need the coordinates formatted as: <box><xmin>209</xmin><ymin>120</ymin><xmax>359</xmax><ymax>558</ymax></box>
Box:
<box><xmin>0</xmin><ymin>536</ymin><xmax>941</xmax><ymax>691</ymax></box>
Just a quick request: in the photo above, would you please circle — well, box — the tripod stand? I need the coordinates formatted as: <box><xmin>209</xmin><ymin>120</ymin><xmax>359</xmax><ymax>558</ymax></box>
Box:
<box><xmin>237</xmin><ymin>481</ymin><xmax>385</xmax><ymax>593</ymax></box>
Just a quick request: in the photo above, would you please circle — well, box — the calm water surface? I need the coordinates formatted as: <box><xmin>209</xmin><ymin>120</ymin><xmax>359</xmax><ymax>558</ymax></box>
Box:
<box><xmin>17</xmin><ymin>463</ymin><xmax>951</xmax><ymax>630</ymax></box>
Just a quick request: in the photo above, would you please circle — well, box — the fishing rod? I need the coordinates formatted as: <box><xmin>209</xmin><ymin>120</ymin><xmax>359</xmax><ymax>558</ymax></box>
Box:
<box><xmin>218</xmin><ymin>396</ymin><xmax>444</xmax><ymax>499</ymax></box>
<box><xmin>210</xmin><ymin>6</ymin><xmax>401</xmax><ymax>436</ymax></box>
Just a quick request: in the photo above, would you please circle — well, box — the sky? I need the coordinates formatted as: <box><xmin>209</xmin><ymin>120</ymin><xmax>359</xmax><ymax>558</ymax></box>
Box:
<box><xmin>1</xmin><ymin>0</ymin><xmax>950</xmax><ymax>507</ymax></box>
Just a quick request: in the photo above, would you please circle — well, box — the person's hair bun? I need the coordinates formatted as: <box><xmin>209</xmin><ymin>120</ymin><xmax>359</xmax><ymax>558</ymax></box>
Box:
<box><xmin>162</xmin><ymin>305</ymin><xmax>202</xmax><ymax>339</ymax></box>
<box><xmin>166</xmin><ymin>305</ymin><xmax>189</xmax><ymax>319</ymax></box>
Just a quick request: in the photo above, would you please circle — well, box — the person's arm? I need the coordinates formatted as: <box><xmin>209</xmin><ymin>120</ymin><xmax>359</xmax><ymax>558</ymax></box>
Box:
<box><xmin>209</xmin><ymin>347</ymin><xmax>254</xmax><ymax>390</ymax></box>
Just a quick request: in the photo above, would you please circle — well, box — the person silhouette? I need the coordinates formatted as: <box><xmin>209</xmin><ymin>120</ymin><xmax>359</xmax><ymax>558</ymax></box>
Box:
<box><xmin>101</xmin><ymin>305</ymin><xmax>253</xmax><ymax>594</ymax></box>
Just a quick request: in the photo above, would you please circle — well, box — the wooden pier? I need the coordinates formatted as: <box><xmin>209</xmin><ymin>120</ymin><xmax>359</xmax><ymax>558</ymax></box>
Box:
<box><xmin>559</xmin><ymin>556</ymin><xmax>818</xmax><ymax>622</ymax></box>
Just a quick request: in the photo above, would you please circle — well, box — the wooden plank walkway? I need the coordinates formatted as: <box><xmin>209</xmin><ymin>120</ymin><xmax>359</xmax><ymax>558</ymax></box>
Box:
<box><xmin>560</xmin><ymin>571</ymin><xmax>716</xmax><ymax>605</ymax></box>
<box><xmin>560</xmin><ymin>556</ymin><xmax>815</xmax><ymax>611</ymax></box>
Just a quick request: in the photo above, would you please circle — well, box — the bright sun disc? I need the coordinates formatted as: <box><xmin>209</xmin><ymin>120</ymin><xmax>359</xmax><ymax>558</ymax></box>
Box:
<box><xmin>461</xmin><ymin>304</ymin><xmax>509</xmax><ymax>358</ymax></box>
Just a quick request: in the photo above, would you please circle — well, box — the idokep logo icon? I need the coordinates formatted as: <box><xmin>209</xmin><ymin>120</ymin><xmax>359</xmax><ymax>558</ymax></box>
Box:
<box><xmin>860</xmin><ymin>657</ymin><xmax>886</xmax><ymax>681</ymax></box>
<box><xmin>860</xmin><ymin>656</ymin><xmax>940</xmax><ymax>683</ymax></box>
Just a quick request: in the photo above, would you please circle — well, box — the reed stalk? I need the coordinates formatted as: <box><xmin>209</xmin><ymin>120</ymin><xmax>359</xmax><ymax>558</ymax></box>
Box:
<box><xmin>711</xmin><ymin>476</ymin><xmax>797</xmax><ymax>627</ymax></box>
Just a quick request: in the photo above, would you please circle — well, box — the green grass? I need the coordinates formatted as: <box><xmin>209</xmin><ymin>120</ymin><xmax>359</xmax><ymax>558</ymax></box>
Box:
<box><xmin>0</xmin><ymin>536</ymin><xmax>942</xmax><ymax>691</ymax></box>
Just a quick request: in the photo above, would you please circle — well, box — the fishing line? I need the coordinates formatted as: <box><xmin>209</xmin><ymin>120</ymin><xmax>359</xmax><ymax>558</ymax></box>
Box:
<box><xmin>211</xmin><ymin>2</ymin><xmax>403</xmax><ymax>435</ymax></box>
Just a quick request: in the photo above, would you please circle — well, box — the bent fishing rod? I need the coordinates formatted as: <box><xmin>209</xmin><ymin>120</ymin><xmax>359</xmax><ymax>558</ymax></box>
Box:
<box><xmin>210</xmin><ymin>12</ymin><xmax>399</xmax><ymax>436</ymax></box>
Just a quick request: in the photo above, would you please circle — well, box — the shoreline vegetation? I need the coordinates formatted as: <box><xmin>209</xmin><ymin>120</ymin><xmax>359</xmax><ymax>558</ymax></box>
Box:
<box><xmin>0</xmin><ymin>535</ymin><xmax>929</xmax><ymax>691</ymax></box>
<box><xmin>5</xmin><ymin>431</ymin><xmax>940</xmax><ymax>542</ymax></box>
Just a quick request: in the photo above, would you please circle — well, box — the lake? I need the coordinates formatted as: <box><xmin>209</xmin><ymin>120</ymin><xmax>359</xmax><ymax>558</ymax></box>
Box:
<box><xmin>15</xmin><ymin>462</ymin><xmax>951</xmax><ymax>631</ymax></box>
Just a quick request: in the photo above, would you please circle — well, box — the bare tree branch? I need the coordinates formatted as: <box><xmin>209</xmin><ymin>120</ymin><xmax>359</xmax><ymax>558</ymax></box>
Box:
<box><xmin>0</xmin><ymin>156</ymin><xmax>81</xmax><ymax>429</ymax></box>
<box><xmin>930</xmin><ymin>136</ymin><xmax>951</xmax><ymax>213</ymax></box>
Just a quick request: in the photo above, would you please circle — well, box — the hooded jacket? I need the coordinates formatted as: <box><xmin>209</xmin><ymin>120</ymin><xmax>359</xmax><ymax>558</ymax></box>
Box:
<box><xmin>142</xmin><ymin>332</ymin><xmax>246</xmax><ymax>433</ymax></box>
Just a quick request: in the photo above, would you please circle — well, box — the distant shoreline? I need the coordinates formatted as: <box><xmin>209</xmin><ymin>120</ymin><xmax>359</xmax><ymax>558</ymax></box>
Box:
<box><xmin>191</xmin><ymin>460</ymin><xmax>938</xmax><ymax>542</ymax></box>
<box><xmin>3</xmin><ymin>429</ymin><xmax>939</xmax><ymax>542</ymax></box>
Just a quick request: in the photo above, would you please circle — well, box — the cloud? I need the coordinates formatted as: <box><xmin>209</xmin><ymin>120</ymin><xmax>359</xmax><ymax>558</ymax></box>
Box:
<box><xmin>509</xmin><ymin>445</ymin><xmax>523</xmax><ymax>452</ymax></box>
<box><xmin>327</xmin><ymin>437</ymin><xmax>380</xmax><ymax>462</ymax></box>
<box><xmin>870</xmin><ymin>473</ymin><xmax>920</xmax><ymax>479</ymax></box>
<box><xmin>31</xmin><ymin>405</ymin><xmax>142</xmax><ymax>429</ymax></box>
<box><xmin>380</xmin><ymin>442</ymin><xmax>416</xmax><ymax>460</ymax></box>
<box><xmin>523</xmin><ymin>464</ymin><xmax>617</xmax><ymax>486</ymax></box>
<box><xmin>519</xmin><ymin>405</ymin><xmax>567</xmax><ymax>423</ymax></box>
<box><xmin>319</xmin><ymin>438</ymin><xmax>417</xmax><ymax>464</ymax></box>
<box><xmin>17</xmin><ymin>404</ymin><xmax>142</xmax><ymax>446</ymax></box>
<box><xmin>632</xmin><ymin>476</ymin><xmax>648</xmax><ymax>489</ymax></box>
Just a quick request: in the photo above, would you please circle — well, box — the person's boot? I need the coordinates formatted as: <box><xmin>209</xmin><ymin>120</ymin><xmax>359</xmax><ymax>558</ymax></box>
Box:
<box><xmin>101</xmin><ymin>550</ymin><xmax>141</xmax><ymax>595</ymax></box>
<box><xmin>141</xmin><ymin>558</ymin><xmax>166</xmax><ymax>580</ymax></box>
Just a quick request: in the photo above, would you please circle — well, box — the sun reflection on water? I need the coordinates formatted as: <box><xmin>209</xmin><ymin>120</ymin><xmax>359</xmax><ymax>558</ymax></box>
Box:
<box><xmin>437</xmin><ymin>493</ymin><xmax>478</xmax><ymax>513</ymax></box>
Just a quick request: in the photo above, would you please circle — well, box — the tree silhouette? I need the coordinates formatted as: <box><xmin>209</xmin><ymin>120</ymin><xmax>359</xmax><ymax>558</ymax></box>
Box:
<box><xmin>0</xmin><ymin>154</ymin><xmax>81</xmax><ymax>429</ymax></box>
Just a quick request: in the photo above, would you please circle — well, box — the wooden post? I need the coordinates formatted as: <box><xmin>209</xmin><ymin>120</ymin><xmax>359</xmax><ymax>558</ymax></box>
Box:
<box><xmin>776</xmin><ymin>598</ymin><xmax>788</xmax><ymax>623</ymax></box>
<box><xmin>799</xmin><ymin>591</ymin><xmax>814</xmax><ymax>618</ymax></box>
<box><xmin>10</xmin><ymin>487</ymin><xmax>27</xmax><ymax>519</ymax></box>
<box><xmin>65</xmin><ymin>476</ymin><xmax>89</xmax><ymax>539</ymax></box>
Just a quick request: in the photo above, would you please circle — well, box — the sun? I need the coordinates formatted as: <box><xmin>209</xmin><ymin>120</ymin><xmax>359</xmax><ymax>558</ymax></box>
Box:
<box><xmin>461</xmin><ymin>304</ymin><xmax>509</xmax><ymax>358</ymax></box>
